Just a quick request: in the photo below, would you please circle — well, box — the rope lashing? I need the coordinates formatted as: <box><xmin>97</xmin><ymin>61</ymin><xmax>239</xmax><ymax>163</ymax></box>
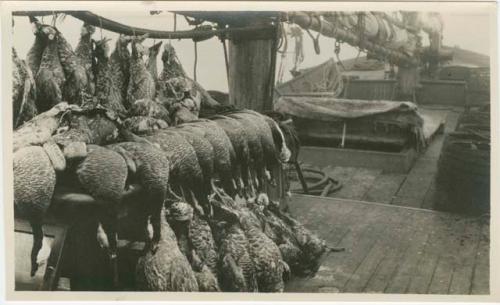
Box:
<box><xmin>304</xmin><ymin>13</ymin><xmax>322</xmax><ymax>55</ymax></box>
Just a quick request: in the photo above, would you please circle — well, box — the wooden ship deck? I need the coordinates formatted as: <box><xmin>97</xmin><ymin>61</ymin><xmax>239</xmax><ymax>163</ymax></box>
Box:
<box><xmin>285</xmin><ymin>195</ymin><xmax>489</xmax><ymax>294</ymax></box>
<box><xmin>285</xmin><ymin>105</ymin><xmax>489</xmax><ymax>294</ymax></box>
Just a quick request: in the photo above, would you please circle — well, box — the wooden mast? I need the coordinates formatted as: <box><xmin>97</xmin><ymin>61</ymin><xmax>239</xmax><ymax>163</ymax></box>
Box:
<box><xmin>227</xmin><ymin>26</ymin><xmax>278</xmax><ymax>111</ymax></box>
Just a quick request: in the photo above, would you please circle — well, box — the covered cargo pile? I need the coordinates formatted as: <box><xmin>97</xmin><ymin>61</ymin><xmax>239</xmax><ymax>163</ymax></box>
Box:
<box><xmin>275</xmin><ymin>96</ymin><xmax>426</xmax><ymax>152</ymax></box>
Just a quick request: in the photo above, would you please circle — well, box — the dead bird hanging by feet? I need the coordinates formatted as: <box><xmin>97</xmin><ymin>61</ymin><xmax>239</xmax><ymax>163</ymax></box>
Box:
<box><xmin>176</xmin><ymin>119</ymin><xmax>239</xmax><ymax>198</ymax></box>
<box><xmin>33</xmin><ymin>23</ymin><xmax>65</xmax><ymax>112</ymax></box>
<box><xmin>136</xmin><ymin>208</ymin><xmax>199</xmax><ymax>291</ymax></box>
<box><xmin>166</xmin><ymin>201</ymin><xmax>220</xmax><ymax>291</ymax></box>
<box><xmin>14</xmin><ymin>145</ymin><xmax>58</xmax><ymax>277</ymax></box>
<box><xmin>50</xmin><ymin>24</ymin><xmax>93</xmax><ymax>106</ymax></box>
<box><xmin>74</xmin><ymin>145</ymin><xmax>129</xmax><ymax>288</ymax></box>
<box><xmin>93</xmin><ymin>38</ymin><xmax>128</xmax><ymax>116</ymax></box>
<box><xmin>157</xmin><ymin>43</ymin><xmax>219</xmax><ymax>111</ymax></box>
<box><xmin>12</xmin><ymin>48</ymin><xmax>37</xmax><ymax>129</ymax></box>
<box><xmin>210</xmin><ymin>115</ymin><xmax>253</xmax><ymax>198</ymax></box>
<box><xmin>75</xmin><ymin>22</ymin><xmax>96</xmax><ymax>95</ymax></box>
<box><xmin>26</xmin><ymin>16</ymin><xmax>46</xmax><ymax>76</ymax></box>
<box><xmin>146</xmin><ymin>41</ymin><xmax>163</xmax><ymax>89</ymax></box>
<box><xmin>109</xmin><ymin>34</ymin><xmax>133</xmax><ymax>109</ymax></box>
<box><xmin>106</xmin><ymin>141</ymin><xmax>170</xmax><ymax>253</ymax></box>
<box><xmin>142</xmin><ymin>129</ymin><xmax>209</xmax><ymax>215</ymax></box>
<box><xmin>127</xmin><ymin>34</ymin><xmax>156</xmax><ymax>107</ymax></box>
<box><xmin>209</xmin><ymin>192</ymin><xmax>258</xmax><ymax>292</ymax></box>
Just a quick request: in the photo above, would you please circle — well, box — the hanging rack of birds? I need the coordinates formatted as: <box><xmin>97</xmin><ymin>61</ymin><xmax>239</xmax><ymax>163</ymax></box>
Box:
<box><xmin>11</xmin><ymin>11</ymin><xmax>343</xmax><ymax>293</ymax></box>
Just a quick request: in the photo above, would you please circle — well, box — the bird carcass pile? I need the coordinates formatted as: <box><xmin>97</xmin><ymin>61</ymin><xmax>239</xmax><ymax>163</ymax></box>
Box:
<box><xmin>13</xmin><ymin>18</ymin><xmax>333</xmax><ymax>292</ymax></box>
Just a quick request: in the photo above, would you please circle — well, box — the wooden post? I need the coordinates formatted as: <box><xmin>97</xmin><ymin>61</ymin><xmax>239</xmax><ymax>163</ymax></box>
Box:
<box><xmin>428</xmin><ymin>31</ymin><xmax>442</xmax><ymax>79</ymax></box>
<box><xmin>396</xmin><ymin>66</ymin><xmax>419</xmax><ymax>102</ymax></box>
<box><xmin>228</xmin><ymin>32</ymin><xmax>277</xmax><ymax>111</ymax></box>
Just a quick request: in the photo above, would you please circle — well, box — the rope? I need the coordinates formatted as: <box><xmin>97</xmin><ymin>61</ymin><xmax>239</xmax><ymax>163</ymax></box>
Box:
<box><xmin>276</xmin><ymin>22</ymin><xmax>288</xmax><ymax>84</ymax></box>
<box><xmin>221</xmin><ymin>36</ymin><xmax>230</xmax><ymax>82</ymax></box>
<box><xmin>98</xmin><ymin>16</ymin><xmax>103</xmax><ymax>40</ymax></box>
<box><xmin>172</xmin><ymin>12</ymin><xmax>177</xmax><ymax>43</ymax></box>
<box><xmin>193</xmin><ymin>41</ymin><xmax>198</xmax><ymax>82</ymax></box>
<box><xmin>290</xmin><ymin>26</ymin><xmax>304</xmax><ymax>73</ymax></box>
<box><xmin>304</xmin><ymin>13</ymin><xmax>322</xmax><ymax>55</ymax></box>
<box><xmin>334</xmin><ymin>40</ymin><xmax>346</xmax><ymax>70</ymax></box>
<box><xmin>51</xmin><ymin>11</ymin><xmax>57</xmax><ymax>26</ymax></box>
<box><xmin>265</xmin><ymin>21</ymin><xmax>280</xmax><ymax>110</ymax></box>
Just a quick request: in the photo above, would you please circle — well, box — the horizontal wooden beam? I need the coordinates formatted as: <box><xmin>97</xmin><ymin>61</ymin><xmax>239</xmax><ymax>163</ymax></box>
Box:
<box><xmin>287</xmin><ymin>11</ymin><xmax>419</xmax><ymax>67</ymax></box>
<box><xmin>12</xmin><ymin>10</ymin><xmax>272</xmax><ymax>40</ymax></box>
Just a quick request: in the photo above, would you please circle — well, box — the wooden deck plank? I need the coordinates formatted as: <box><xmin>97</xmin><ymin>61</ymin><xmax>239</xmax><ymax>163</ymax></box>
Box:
<box><xmin>343</xmin><ymin>208</ymin><xmax>418</xmax><ymax>292</ymax></box>
<box><xmin>362</xmin><ymin>173</ymin><xmax>406</xmax><ymax>204</ymax></box>
<box><xmin>287</xmin><ymin>195</ymin><xmax>359</xmax><ymax>235</ymax></box>
<box><xmin>333</xmin><ymin>168</ymin><xmax>382</xmax><ymax>200</ymax></box>
<box><xmin>421</xmin><ymin>177</ymin><xmax>438</xmax><ymax>210</ymax></box>
<box><xmin>404</xmin><ymin>214</ymin><xmax>464</xmax><ymax>294</ymax></box>
<box><xmin>392</xmin><ymin>159</ymin><xmax>437</xmax><ymax>208</ymax></box>
<box><xmin>404</xmin><ymin>213</ymin><xmax>452</xmax><ymax>294</ymax></box>
<box><xmin>383</xmin><ymin>213</ymin><xmax>448</xmax><ymax>293</ymax></box>
<box><xmin>316</xmin><ymin>203</ymin><xmax>397</xmax><ymax>291</ymax></box>
<box><xmin>471</xmin><ymin>219</ymin><xmax>490</xmax><ymax>295</ymax></box>
<box><xmin>426</xmin><ymin>216</ymin><xmax>479</xmax><ymax>294</ymax></box>
<box><xmin>448</xmin><ymin>217</ymin><xmax>483</xmax><ymax>294</ymax></box>
<box><xmin>362</xmin><ymin>210</ymin><xmax>435</xmax><ymax>293</ymax></box>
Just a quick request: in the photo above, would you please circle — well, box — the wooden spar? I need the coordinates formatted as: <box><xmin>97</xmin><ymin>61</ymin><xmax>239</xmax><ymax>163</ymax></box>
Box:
<box><xmin>12</xmin><ymin>11</ymin><xmax>273</xmax><ymax>40</ymax></box>
<box><xmin>287</xmin><ymin>12</ymin><xmax>419</xmax><ymax>67</ymax></box>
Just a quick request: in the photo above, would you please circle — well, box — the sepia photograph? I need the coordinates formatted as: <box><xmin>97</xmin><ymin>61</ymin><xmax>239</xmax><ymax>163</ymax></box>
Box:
<box><xmin>1</xmin><ymin>0</ymin><xmax>497</xmax><ymax>302</ymax></box>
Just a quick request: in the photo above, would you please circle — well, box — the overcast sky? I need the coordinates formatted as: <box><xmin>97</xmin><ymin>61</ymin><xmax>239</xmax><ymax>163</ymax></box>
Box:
<box><xmin>11</xmin><ymin>10</ymin><xmax>491</xmax><ymax>92</ymax></box>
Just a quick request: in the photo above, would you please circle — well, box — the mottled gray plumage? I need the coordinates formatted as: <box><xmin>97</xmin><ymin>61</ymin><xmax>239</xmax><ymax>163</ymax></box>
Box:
<box><xmin>35</xmin><ymin>26</ymin><xmax>65</xmax><ymax>112</ymax></box>
<box><xmin>135</xmin><ymin>215</ymin><xmax>199</xmax><ymax>291</ymax></box>
<box><xmin>14</xmin><ymin>145</ymin><xmax>56</xmax><ymax>276</ymax></box>
<box><xmin>12</xmin><ymin>48</ymin><xmax>37</xmax><ymax>129</ymax></box>
<box><xmin>127</xmin><ymin>36</ymin><xmax>156</xmax><ymax>107</ymax></box>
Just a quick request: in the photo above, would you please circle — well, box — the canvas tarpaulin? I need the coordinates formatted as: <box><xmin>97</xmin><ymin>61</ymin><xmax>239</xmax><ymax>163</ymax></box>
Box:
<box><xmin>274</xmin><ymin>96</ymin><xmax>429</xmax><ymax>150</ymax></box>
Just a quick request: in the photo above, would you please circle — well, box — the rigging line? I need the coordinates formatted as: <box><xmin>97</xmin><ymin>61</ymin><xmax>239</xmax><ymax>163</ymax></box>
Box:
<box><xmin>222</xmin><ymin>37</ymin><xmax>230</xmax><ymax>83</ymax></box>
<box><xmin>171</xmin><ymin>12</ymin><xmax>177</xmax><ymax>43</ymax></box>
<box><xmin>99</xmin><ymin>16</ymin><xmax>103</xmax><ymax>40</ymax></box>
<box><xmin>193</xmin><ymin>40</ymin><xmax>198</xmax><ymax>82</ymax></box>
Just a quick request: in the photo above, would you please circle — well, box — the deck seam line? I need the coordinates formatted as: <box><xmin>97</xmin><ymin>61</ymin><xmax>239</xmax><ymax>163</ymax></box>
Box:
<box><xmin>294</xmin><ymin>194</ymin><xmax>458</xmax><ymax>215</ymax></box>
